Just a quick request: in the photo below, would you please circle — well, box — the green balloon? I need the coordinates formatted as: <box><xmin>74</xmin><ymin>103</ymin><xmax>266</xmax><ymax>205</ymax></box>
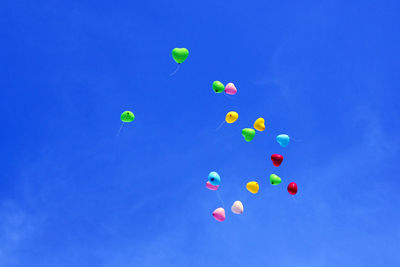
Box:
<box><xmin>270</xmin><ymin>174</ymin><xmax>282</xmax><ymax>185</ymax></box>
<box><xmin>242</xmin><ymin>128</ymin><xmax>255</xmax><ymax>142</ymax></box>
<box><xmin>172</xmin><ymin>48</ymin><xmax>189</xmax><ymax>64</ymax></box>
<box><xmin>121</xmin><ymin>111</ymin><xmax>135</xmax><ymax>122</ymax></box>
<box><xmin>212</xmin><ymin>81</ymin><xmax>225</xmax><ymax>93</ymax></box>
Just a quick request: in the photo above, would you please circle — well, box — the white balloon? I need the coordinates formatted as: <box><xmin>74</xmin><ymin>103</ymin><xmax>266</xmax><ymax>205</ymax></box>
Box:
<box><xmin>231</xmin><ymin>201</ymin><xmax>244</xmax><ymax>214</ymax></box>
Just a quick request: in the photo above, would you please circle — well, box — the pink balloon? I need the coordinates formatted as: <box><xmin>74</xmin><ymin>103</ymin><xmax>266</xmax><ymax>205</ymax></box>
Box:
<box><xmin>206</xmin><ymin>181</ymin><xmax>219</xmax><ymax>190</ymax></box>
<box><xmin>212</xmin><ymin>207</ymin><xmax>226</xmax><ymax>222</ymax></box>
<box><xmin>224</xmin><ymin>83</ymin><xmax>237</xmax><ymax>95</ymax></box>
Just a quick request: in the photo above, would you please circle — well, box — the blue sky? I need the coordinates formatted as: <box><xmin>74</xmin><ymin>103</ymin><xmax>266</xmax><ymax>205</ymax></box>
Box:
<box><xmin>1</xmin><ymin>0</ymin><xmax>399</xmax><ymax>266</ymax></box>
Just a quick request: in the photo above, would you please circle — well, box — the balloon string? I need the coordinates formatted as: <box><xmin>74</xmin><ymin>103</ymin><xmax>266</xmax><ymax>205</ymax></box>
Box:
<box><xmin>169</xmin><ymin>64</ymin><xmax>180</xmax><ymax>76</ymax></box>
<box><xmin>216</xmin><ymin>191</ymin><xmax>225</xmax><ymax>208</ymax></box>
<box><xmin>215</xmin><ymin>120</ymin><xmax>225</xmax><ymax>131</ymax></box>
<box><xmin>116</xmin><ymin>122</ymin><xmax>124</xmax><ymax>136</ymax></box>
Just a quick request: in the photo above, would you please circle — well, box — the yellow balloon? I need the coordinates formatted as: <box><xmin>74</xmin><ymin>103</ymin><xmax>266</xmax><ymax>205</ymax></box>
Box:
<box><xmin>254</xmin><ymin>117</ymin><xmax>265</xmax><ymax>131</ymax></box>
<box><xmin>246</xmin><ymin>181</ymin><xmax>259</xmax><ymax>194</ymax></box>
<box><xmin>225</xmin><ymin>111</ymin><xmax>239</xmax><ymax>124</ymax></box>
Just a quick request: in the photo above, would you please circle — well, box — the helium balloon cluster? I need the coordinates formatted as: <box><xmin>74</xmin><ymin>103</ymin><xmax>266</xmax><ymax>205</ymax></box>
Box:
<box><xmin>115</xmin><ymin>48</ymin><xmax>301</xmax><ymax>222</ymax></box>
<box><xmin>204</xmin><ymin>56</ymin><xmax>300</xmax><ymax>222</ymax></box>
<box><xmin>118</xmin><ymin>48</ymin><xmax>301</xmax><ymax>222</ymax></box>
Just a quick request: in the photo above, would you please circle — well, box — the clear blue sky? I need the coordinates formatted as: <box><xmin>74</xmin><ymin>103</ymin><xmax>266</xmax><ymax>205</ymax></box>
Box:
<box><xmin>1</xmin><ymin>0</ymin><xmax>399</xmax><ymax>266</ymax></box>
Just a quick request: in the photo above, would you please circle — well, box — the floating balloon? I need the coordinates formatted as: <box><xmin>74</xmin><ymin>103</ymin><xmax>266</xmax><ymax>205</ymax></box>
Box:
<box><xmin>225</xmin><ymin>111</ymin><xmax>239</xmax><ymax>124</ymax></box>
<box><xmin>287</xmin><ymin>182</ymin><xmax>298</xmax><ymax>195</ymax></box>
<box><xmin>242</xmin><ymin>128</ymin><xmax>255</xmax><ymax>142</ymax></box>
<box><xmin>231</xmin><ymin>201</ymin><xmax>244</xmax><ymax>214</ymax></box>
<box><xmin>224</xmin><ymin>83</ymin><xmax>237</xmax><ymax>95</ymax></box>
<box><xmin>206</xmin><ymin>181</ymin><xmax>219</xmax><ymax>191</ymax></box>
<box><xmin>246</xmin><ymin>181</ymin><xmax>259</xmax><ymax>194</ymax></box>
<box><xmin>271</xmin><ymin>154</ymin><xmax>283</xmax><ymax>167</ymax></box>
<box><xmin>270</xmin><ymin>174</ymin><xmax>282</xmax><ymax>185</ymax></box>
<box><xmin>277</xmin><ymin>134</ymin><xmax>290</xmax><ymax>147</ymax></box>
<box><xmin>171</xmin><ymin>48</ymin><xmax>189</xmax><ymax>64</ymax></box>
<box><xmin>212</xmin><ymin>207</ymin><xmax>226</xmax><ymax>222</ymax></box>
<box><xmin>212</xmin><ymin>81</ymin><xmax>225</xmax><ymax>93</ymax></box>
<box><xmin>254</xmin><ymin>118</ymin><xmax>265</xmax><ymax>131</ymax></box>
<box><xmin>120</xmin><ymin>111</ymin><xmax>135</xmax><ymax>122</ymax></box>
<box><xmin>208</xmin><ymin>171</ymin><xmax>221</xmax><ymax>186</ymax></box>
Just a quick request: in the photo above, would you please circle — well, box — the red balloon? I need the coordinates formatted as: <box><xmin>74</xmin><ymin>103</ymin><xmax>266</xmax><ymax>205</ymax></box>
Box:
<box><xmin>287</xmin><ymin>182</ymin><xmax>298</xmax><ymax>195</ymax></box>
<box><xmin>271</xmin><ymin>154</ymin><xmax>283</xmax><ymax>167</ymax></box>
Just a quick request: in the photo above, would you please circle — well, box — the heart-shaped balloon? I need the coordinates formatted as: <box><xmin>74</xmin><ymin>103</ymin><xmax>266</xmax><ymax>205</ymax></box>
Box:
<box><xmin>271</xmin><ymin>154</ymin><xmax>283</xmax><ymax>167</ymax></box>
<box><xmin>208</xmin><ymin>171</ymin><xmax>221</xmax><ymax>186</ymax></box>
<box><xmin>172</xmin><ymin>48</ymin><xmax>189</xmax><ymax>64</ymax></box>
<box><xmin>287</xmin><ymin>182</ymin><xmax>298</xmax><ymax>195</ymax></box>
<box><xmin>206</xmin><ymin>181</ymin><xmax>219</xmax><ymax>190</ymax></box>
<box><xmin>212</xmin><ymin>81</ymin><xmax>225</xmax><ymax>93</ymax></box>
<box><xmin>120</xmin><ymin>111</ymin><xmax>135</xmax><ymax>122</ymax></box>
<box><xmin>254</xmin><ymin>118</ymin><xmax>265</xmax><ymax>131</ymax></box>
<box><xmin>269</xmin><ymin>174</ymin><xmax>282</xmax><ymax>185</ymax></box>
<box><xmin>212</xmin><ymin>207</ymin><xmax>226</xmax><ymax>222</ymax></box>
<box><xmin>276</xmin><ymin>134</ymin><xmax>290</xmax><ymax>147</ymax></box>
<box><xmin>242</xmin><ymin>128</ymin><xmax>255</xmax><ymax>142</ymax></box>
<box><xmin>224</xmin><ymin>83</ymin><xmax>237</xmax><ymax>95</ymax></box>
<box><xmin>231</xmin><ymin>201</ymin><xmax>244</xmax><ymax>214</ymax></box>
<box><xmin>225</xmin><ymin>111</ymin><xmax>239</xmax><ymax>123</ymax></box>
<box><xmin>246</xmin><ymin>181</ymin><xmax>259</xmax><ymax>194</ymax></box>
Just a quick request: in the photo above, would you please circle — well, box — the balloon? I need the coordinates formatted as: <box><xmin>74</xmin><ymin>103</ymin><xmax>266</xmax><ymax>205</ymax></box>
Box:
<box><xmin>206</xmin><ymin>181</ymin><xmax>219</xmax><ymax>191</ymax></box>
<box><xmin>208</xmin><ymin>171</ymin><xmax>221</xmax><ymax>186</ymax></box>
<box><xmin>225</xmin><ymin>111</ymin><xmax>239</xmax><ymax>124</ymax></box>
<box><xmin>212</xmin><ymin>207</ymin><xmax>226</xmax><ymax>222</ymax></box>
<box><xmin>231</xmin><ymin>201</ymin><xmax>244</xmax><ymax>214</ymax></box>
<box><xmin>224</xmin><ymin>83</ymin><xmax>237</xmax><ymax>95</ymax></box>
<box><xmin>287</xmin><ymin>182</ymin><xmax>298</xmax><ymax>195</ymax></box>
<box><xmin>242</xmin><ymin>128</ymin><xmax>255</xmax><ymax>142</ymax></box>
<box><xmin>271</xmin><ymin>154</ymin><xmax>283</xmax><ymax>167</ymax></box>
<box><xmin>172</xmin><ymin>48</ymin><xmax>189</xmax><ymax>64</ymax></box>
<box><xmin>270</xmin><ymin>174</ymin><xmax>282</xmax><ymax>185</ymax></box>
<box><xmin>212</xmin><ymin>81</ymin><xmax>225</xmax><ymax>93</ymax></box>
<box><xmin>276</xmin><ymin>134</ymin><xmax>290</xmax><ymax>147</ymax></box>
<box><xmin>253</xmin><ymin>118</ymin><xmax>265</xmax><ymax>131</ymax></box>
<box><xmin>246</xmin><ymin>181</ymin><xmax>259</xmax><ymax>194</ymax></box>
<box><xmin>120</xmin><ymin>111</ymin><xmax>135</xmax><ymax>122</ymax></box>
